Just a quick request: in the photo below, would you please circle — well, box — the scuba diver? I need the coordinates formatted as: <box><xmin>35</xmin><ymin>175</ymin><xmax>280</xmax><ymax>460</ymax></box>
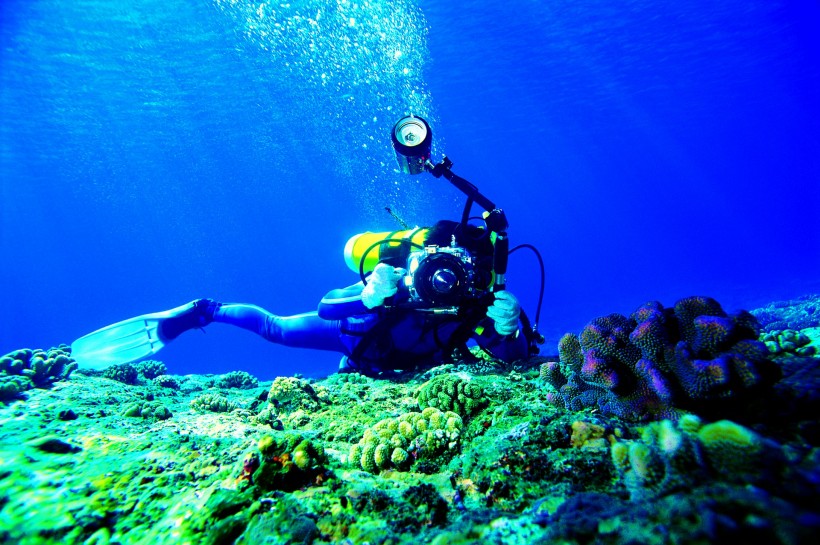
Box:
<box><xmin>70</xmin><ymin>115</ymin><xmax>544</xmax><ymax>375</ymax></box>
<box><xmin>71</xmin><ymin>220</ymin><xmax>536</xmax><ymax>377</ymax></box>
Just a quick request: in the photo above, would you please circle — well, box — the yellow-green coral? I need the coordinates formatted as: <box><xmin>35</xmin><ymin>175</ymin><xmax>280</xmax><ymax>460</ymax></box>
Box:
<box><xmin>350</xmin><ymin>408</ymin><xmax>463</xmax><ymax>473</ymax></box>
<box><xmin>611</xmin><ymin>418</ymin><xmax>705</xmax><ymax>499</ymax></box>
<box><xmin>416</xmin><ymin>374</ymin><xmax>486</xmax><ymax>418</ymax></box>
<box><xmin>760</xmin><ymin>329</ymin><xmax>815</xmax><ymax>356</ymax></box>
<box><xmin>697</xmin><ymin>419</ymin><xmax>766</xmax><ymax>478</ymax></box>
<box><xmin>611</xmin><ymin>417</ymin><xmax>784</xmax><ymax>500</ymax></box>
<box><xmin>190</xmin><ymin>393</ymin><xmax>237</xmax><ymax>413</ymax></box>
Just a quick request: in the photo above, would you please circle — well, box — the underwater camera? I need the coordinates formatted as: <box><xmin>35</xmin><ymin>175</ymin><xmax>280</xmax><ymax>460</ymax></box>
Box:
<box><xmin>344</xmin><ymin>229</ymin><xmax>490</xmax><ymax>308</ymax></box>
<box><xmin>384</xmin><ymin>114</ymin><xmax>546</xmax><ymax>353</ymax></box>
<box><xmin>403</xmin><ymin>243</ymin><xmax>490</xmax><ymax>307</ymax></box>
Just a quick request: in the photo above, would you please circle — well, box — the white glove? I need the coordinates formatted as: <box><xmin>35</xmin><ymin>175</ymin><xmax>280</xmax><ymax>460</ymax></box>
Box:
<box><xmin>487</xmin><ymin>290</ymin><xmax>520</xmax><ymax>335</ymax></box>
<box><xmin>361</xmin><ymin>263</ymin><xmax>406</xmax><ymax>309</ymax></box>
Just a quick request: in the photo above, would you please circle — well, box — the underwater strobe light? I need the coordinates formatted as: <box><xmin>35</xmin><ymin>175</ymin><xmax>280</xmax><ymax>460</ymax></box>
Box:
<box><xmin>391</xmin><ymin>115</ymin><xmax>432</xmax><ymax>175</ymax></box>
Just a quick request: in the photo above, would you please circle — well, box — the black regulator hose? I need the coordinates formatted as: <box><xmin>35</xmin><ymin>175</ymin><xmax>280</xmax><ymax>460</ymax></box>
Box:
<box><xmin>509</xmin><ymin>243</ymin><xmax>545</xmax><ymax>334</ymax></box>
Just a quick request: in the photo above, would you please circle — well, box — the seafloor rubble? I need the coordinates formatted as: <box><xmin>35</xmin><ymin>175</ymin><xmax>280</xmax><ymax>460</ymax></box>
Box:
<box><xmin>1</xmin><ymin>296</ymin><xmax>819</xmax><ymax>545</ymax></box>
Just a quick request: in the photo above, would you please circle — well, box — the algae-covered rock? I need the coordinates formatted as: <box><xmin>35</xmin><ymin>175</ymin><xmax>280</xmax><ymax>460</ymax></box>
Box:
<box><xmin>457</xmin><ymin>411</ymin><xmax>615</xmax><ymax>513</ymax></box>
<box><xmin>267</xmin><ymin>376</ymin><xmax>323</xmax><ymax>411</ymax></box>
<box><xmin>180</xmin><ymin>486</ymin><xmax>257</xmax><ymax>545</ymax></box>
<box><xmin>350</xmin><ymin>407</ymin><xmax>463</xmax><ymax>473</ymax></box>
<box><xmin>27</xmin><ymin>435</ymin><xmax>82</xmax><ymax>454</ymax></box>
<box><xmin>235</xmin><ymin>491</ymin><xmax>318</xmax><ymax>545</ymax></box>
<box><xmin>253</xmin><ymin>433</ymin><xmax>327</xmax><ymax>492</ymax></box>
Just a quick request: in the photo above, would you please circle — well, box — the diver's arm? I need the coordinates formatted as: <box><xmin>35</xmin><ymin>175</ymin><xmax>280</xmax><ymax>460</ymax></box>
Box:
<box><xmin>318</xmin><ymin>283</ymin><xmax>369</xmax><ymax>320</ymax></box>
<box><xmin>319</xmin><ymin>264</ymin><xmax>405</xmax><ymax>320</ymax></box>
<box><xmin>476</xmin><ymin>290</ymin><xmax>529</xmax><ymax>361</ymax></box>
<box><xmin>474</xmin><ymin>320</ymin><xmax>530</xmax><ymax>362</ymax></box>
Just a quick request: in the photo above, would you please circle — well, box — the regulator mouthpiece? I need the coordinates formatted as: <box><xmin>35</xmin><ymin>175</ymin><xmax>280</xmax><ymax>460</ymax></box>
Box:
<box><xmin>391</xmin><ymin>115</ymin><xmax>432</xmax><ymax>175</ymax></box>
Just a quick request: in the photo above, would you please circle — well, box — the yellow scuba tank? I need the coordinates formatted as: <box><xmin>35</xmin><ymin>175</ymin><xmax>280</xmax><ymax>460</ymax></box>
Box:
<box><xmin>344</xmin><ymin>228</ymin><xmax>429</xmax><ymax>275</ymax></box>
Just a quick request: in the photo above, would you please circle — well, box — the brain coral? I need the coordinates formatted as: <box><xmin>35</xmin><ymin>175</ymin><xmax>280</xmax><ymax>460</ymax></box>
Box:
<box><xmin>415</xmin><ymin>374</ymin><xmax>486</xmax><ymax>418</ymax></box>
<box><xmin>541</xmin><ymin>296</ymin><xmax>781</xmax><ymax>421</ymax></box>
<box><xmin>349</xmin><ymin>407</ymin><xmax>463</xmax><ymax>473</ymax></box>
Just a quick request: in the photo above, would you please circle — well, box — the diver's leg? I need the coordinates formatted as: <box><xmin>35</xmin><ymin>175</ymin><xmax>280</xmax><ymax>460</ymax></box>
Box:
<box><xmin>213</xmin><ymin>304</ymin><xmax>346</xmax><ymax>353</ymax></box>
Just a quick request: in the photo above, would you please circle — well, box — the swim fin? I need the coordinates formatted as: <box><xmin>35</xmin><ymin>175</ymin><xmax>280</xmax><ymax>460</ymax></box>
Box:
<box><xmin>70</xmin><ymin>301</ymin><xmax>200</xmax><ymax>369</ymax></box>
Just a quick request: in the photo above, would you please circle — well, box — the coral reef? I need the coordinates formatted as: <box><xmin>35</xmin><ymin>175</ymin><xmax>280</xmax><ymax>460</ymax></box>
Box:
<box><xmin>611</xmin><ymin>416</ymin><xmax>785</xmax><ymax>501</ymax></box>
<box><xmin>1</xmin><ymin>346</ymin><xmax>77</xmax><ymax>401</ymax></box>
<box><xmin>152</xmin><ymin>375</ymin><xmax>181</xmax><ymax>389</ymax></box>
<box><xmin>751</xmin><ymin>294</ymin><xmax>820</xmax><ymax>332</ymax></box>
<box><xmin>191</xmin><ymin>393</ymin><xmax>238</xmax><ymax>413</ymax></box>
<box><xmin>541</xmin><ymin>296</ymin><xmax>781</xmax><ymax>421</ymax></box>
<box><xmin>0</xmin><ymin>375</ymin><xmax>31</xmax><ymax>401</ymax></box>
<box><xmin>761</xmin><ymin>329</ymin><xmax>817</xmax><ymax>357</ymax></box>
<box><xmin>135</xmin><ymin>360</ymin><xmax>167</xmax><ymax>379</ymax></box>
<box><xmin>1</xmin><ymin>293</ymin><xmax>818</xmax><ymax>545</ymax></box>
<box><xmin>102</xmin><ymin>363</ymin><xmax>139</xmax><ymax>385</ymax></box>
<box><xmin>415</xmin><ymin>373</ymin><xmax>487</xmax><ymax>418</ymax></box>
<box><xmin>215</xmin><ymin>370</ymin><xmax>259</xmax><ymax>389</ymax></box>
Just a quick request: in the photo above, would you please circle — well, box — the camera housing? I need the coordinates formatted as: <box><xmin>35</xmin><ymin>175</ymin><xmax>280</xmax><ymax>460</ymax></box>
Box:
<box><xmin>403</xmin><ymin>244</ymin><xmax>487</xmax><ymax>307</ymax></box>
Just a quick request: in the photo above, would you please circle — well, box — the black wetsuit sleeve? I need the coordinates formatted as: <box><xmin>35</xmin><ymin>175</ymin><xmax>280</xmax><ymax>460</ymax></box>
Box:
<box><xmin>474</xmin><ymin>318</ymin><xmax>530</xmax><ymax>362</ymax></box>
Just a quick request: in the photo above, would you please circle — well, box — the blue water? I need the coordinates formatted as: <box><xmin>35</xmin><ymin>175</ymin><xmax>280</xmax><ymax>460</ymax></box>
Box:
<box><xmin>2</xmin><ymin>0</ymin><xmax>819</xmax><ymax>379</ymax></box>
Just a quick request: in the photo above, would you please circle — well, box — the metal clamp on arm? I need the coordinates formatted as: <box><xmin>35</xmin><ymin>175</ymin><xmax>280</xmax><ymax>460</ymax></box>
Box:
<box><xmin>425</xmin><ymin>157</ymin><xmax>509</xmax><ymax>291</ymax></box>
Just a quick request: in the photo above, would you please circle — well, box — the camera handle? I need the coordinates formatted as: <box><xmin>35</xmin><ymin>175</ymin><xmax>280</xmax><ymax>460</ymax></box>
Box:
<box><xmin>425</xmin><ymin>156</ymin><xmax>509</xmax><ymax>291</ymax></box>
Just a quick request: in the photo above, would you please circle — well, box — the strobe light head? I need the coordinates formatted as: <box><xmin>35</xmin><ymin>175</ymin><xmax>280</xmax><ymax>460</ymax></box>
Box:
<box><xmin>391</xmin><ymin>115</ymin><xmax>432</xmax><ymax>175</ymax></box>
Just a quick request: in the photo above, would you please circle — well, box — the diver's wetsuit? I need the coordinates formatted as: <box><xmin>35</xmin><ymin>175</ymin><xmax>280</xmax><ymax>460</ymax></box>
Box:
<box><xmin>210</xmin><ymin>281</ymin><xmax>529</xmax><ymax>376</ymax></box>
